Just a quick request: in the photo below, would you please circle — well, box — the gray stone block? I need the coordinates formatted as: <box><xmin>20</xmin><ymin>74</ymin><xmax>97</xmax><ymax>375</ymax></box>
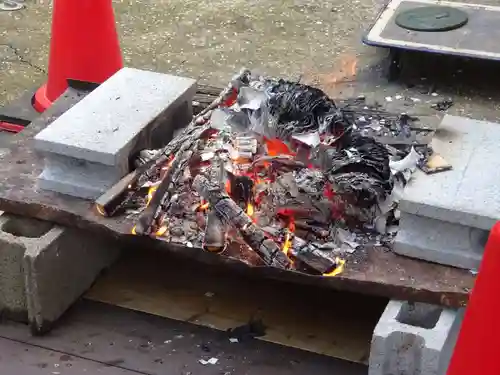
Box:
<box><xmin>0</xmin><ymin>213</ymin><xmax>120</xmax><ymax>334</ymax></box>
<box><xmin>34</xmin><ymin>67</ymin><xmax>197</xmax><ymax>199</ymax></box>
<box><xmin>38</xmin><ymin>154</ymin><xmax>122</xmax><ymax>199</ymax></box>
<box><xmin>0</xmin><ymin>214</ymin><xmax>54</xmax><ymax>321</ymax></box>
<box><xmin>400</xmin><ymin>115</ymin><xmax>500</xmax><ymax>230</ymax></box>
<box><xmin>393</xmin><ymin>213</ymin><xmax>488</xmax><ymax>270</ymax></box>
<box><xmin>369</xmin><ymin>300</ymin><xmax>463</xmax><ymax>375</ymax></box>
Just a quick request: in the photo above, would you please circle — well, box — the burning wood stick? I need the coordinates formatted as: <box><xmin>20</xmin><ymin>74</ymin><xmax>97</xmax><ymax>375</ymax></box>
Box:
<box><xmin>290</xmin><ymin>237</ymin><xmax>340</xmax><ymax>274</ymax></box>
<box><xmin>192</xmin><ymin>174</ymin><xmax>291</xmax><ymax>269</ymax></box>
<box><xmin>203</xmin><ymin>155</ymin><xmax>228</xmax><ymax>253</ymax></box>
<box><xmin>95</xmin><ymin>69</ymin><xmax>251</xmax><ymax>217</ymax></box>
<box><xmin>135</xmin><ymin>147</ymin><xmax>195</xmax><ymax>235</ymax></box>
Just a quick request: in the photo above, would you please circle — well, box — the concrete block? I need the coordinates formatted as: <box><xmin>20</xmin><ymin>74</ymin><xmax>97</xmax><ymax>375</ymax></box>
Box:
<box><xmin>0</xmin><ymin>214</ymin><xmax>120</xmax><ymax>334</ymax></box>
<box><xmin>0</xmin><ymin>214</ymin><xmax>54</xmax><ymax>321</ymax></box>
<box><xmin>38</xmin><ymin>154</ymin><xmax>123</xmax><ymax>199</ymax></box>
<box><xmin>369</xmin><ymin>300</ymin><xmax>464</xmax><ymax>375</ymax></box>
<box><xmin>400</xmin><ymin>115</ymin><xmax>500</xmax><ymax>230</ymax></box>
<box><xmin>34</xmin><ymin>67</ymin><xmax>197</xmax><ymax>199</ymax></box>
<box><xmin>393</xmin><ymin>213</ymin><xmax>488</xmax><ymax>270</ymax></box>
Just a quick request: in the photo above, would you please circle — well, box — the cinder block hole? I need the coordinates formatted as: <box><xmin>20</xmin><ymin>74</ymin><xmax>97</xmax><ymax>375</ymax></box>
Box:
<box><xmin>396</xmin><ymin>302</ymin><xmax>443</xmax><ymax>329</ymax></box>
<box><xmin>2</xmin><ymin>215</ymin><xmax>53</xmax><ymax>238</ymax></box>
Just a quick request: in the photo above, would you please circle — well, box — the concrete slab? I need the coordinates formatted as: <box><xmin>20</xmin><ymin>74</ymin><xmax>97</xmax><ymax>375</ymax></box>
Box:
<box><xmin>37</xmin><ymin>154</ymin><xmax>124</xmax><ymax>199</ymax></box>
<box><xmin>33</xmin><ymin>68</ymin><xmax>196</xmax><ymax>199</ymax></box>
<box><xmin>34</xmin><ymin>67</ymin><xmax>196</xmax><ymax>167</ymax></box>
<box><xmin>400</xmin><ymin>115</ymin><xmax>500</xmax><ymax>230</ymax></box>
<box><xmin>393</xmin><ymin>212</ymin><xmax>487</xmax><ymax>270</ymax></box>
<box><xmin>369</xmin><ymin>300</ymin><xmax>463</xmax><ymax>375</ymax></box>
<box><xmin>0</xmin><ymin>213</ymin><xmax>120</xmax><ymax>334</ymax></box>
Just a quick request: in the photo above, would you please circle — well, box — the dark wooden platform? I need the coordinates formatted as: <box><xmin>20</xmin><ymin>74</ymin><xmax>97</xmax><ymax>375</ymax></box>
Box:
<box><xmin>0</xmin><ymin>85</ymin><xmax>474</xmax><ymax>308</ymax></box>
<box><xmin>364</xmin><ymin>0</ymin><xmax>500</xmax><ymax>61</ymax></box>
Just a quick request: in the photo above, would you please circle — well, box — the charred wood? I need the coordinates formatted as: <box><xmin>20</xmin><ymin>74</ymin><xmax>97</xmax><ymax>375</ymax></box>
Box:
<box><xmin>192</xmin><ymin>174</ymin><xmax>291</xmax><ymax>269</ymax></box>
<box><xmin>290</xmin><ymin>237</ymin><xmax>340</xmax><ymax>274</ymax></box>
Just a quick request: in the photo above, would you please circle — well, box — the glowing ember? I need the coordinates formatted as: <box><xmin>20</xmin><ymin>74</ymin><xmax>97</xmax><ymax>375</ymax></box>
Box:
<box><xmin>264</xmin><ymin>137</ymin><xmax>295</xmax><ymax>157</ymax></box>
<box><xmin>131</xmin><ymin>226</ymin><xmax>137</xmax><ymax>235</ymax></box>
<box><xmin>198</xmin><ymin>202</ymin><xmax>210</xmax><ymax>211</ymax></box>
<box><xmin>156</xmin><ymin>225</ymin><xmax>168</xmax><ymax>237</ymax></box>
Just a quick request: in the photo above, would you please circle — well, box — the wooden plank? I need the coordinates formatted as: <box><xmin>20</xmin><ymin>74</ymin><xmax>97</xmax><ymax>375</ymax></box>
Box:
<box><xmin>0</xmin><ymin>300</ymin><xmax>368</xmax><ymax>375</ymax></box>
<box><xmin>85</xmin><ymin>249</ymin><xmax>387</xmax><ymax>364</ymax></box>
<box><xmin>0</xmin><ymin>84</ymin><xmax>474</xmax><ymax>308</ymax></box>
<box><xmin>0</xmin><ymin>337</ymin><xmax>136</xmax><ymax>374</ymax></box>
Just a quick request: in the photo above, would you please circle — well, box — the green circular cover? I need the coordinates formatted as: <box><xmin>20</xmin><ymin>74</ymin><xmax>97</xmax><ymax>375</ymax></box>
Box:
<box><xmin>395</xmin><ymin>6</ymin><xmax>469</xmax><ymax>32</ymax></box>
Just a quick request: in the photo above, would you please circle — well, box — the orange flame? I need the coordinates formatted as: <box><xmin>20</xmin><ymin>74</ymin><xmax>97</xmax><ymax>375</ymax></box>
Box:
<box><xmin>198</xmin><ymin>201</ymin><xmax>210</xmax><ymax>211</ymax></box>
<box><xmin>323</xmin><ymin>258</ymin><xmax>345</xmax><ymax>277</ymax></box>
<box><xmin>246</xmin><ymin>203</ymin><xmax>254</xmax><ymax>217</ymax></box>
<box><xmin>146</xmin><ymin>186</ymin><xmax>158</xmax><ymax>206</ymax></box>
<box><xmin>282</xmin><ymin>219</ymin><xmax>296</xmax><ymax>257</ymax></box>
<box><xmin>308</xmin><ymin>54</ymin><xmax>358</xmax><ymax>91</ymax></box>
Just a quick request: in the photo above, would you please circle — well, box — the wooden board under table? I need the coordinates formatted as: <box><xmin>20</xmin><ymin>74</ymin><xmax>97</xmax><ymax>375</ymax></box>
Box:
<box><xmin>0</xmin><ymin>85</ymin><xmax>474</xmax><ymax>308</ymax></box>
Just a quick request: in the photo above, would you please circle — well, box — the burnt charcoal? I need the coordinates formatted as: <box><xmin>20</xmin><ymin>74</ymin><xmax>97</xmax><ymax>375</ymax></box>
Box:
<box><xmin>329</xmin><ymin>172</ymin><xmax>388</xmax><ymax>208</ymax></box>
<box><xmin>320</xmin><ymin>133</ymin><xmax>393</xmax><ymax>210</ymax></box>
<box><xmin>294</xmin><ymin>169</ymin><xmax>326</xmax><ymax>198</ymax></box>
<box><xmin>229</xmin><ymin>174</ymin><xmax>254</xmax><ymax>205</ymax></box>
<box><xmin>193</xmin><ymin>174</ymin><xmax>291</xmax><ymax>269</ymax></box>
<box><xmin>290</xmin><ymin>238</ymin><xmax>340</xmax><ymax>274</ymax></box>
<box><xmin>263</xmin><ymin>79</ymin><xmax>346</xmax><ymax>137</ymax></box>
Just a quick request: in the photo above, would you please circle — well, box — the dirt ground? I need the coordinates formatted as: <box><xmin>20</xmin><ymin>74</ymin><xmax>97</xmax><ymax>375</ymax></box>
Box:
<box><xmin>2</xmin><ymin>0</ymin><xmax>500</xmax><ymax>121</ymax></box>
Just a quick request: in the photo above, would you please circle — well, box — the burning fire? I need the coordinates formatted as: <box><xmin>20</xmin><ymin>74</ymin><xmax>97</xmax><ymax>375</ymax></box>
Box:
<box><xmin>146</xmin><ymin>186</ymin><xmax>158</xmax><ymax>206</ymax></box>
<box><xmin>281</xmin><ymin>219</ymin><xmax>295</xmax><ymax>257</ymax></box>
<box><xmin>246</xmin><ymin>203</ymin><xmax>254</xmax><ymax>217</ymax></box>
<box><xmin>307</xmin><ymin>53</ymin><xmax>358</xmax><ymax>91</ymax></box>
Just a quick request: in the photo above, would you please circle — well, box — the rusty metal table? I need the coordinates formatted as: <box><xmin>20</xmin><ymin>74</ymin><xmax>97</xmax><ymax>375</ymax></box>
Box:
<box><xmin>0</xmin><ymin>84</ymin><xmax>474</xmax><ymax>308</ymax></box>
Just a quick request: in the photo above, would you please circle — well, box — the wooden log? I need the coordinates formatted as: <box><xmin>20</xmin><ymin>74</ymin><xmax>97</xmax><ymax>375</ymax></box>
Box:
<box><xmin>203</xmin><ymin>209</ymin><xmax>227</xmax><ymax>253</ymax></box>
<box><xmin>95</xmin><ymin>170</ymin><xmax>139</xmax><ymax>217</ymax></box>
<box><xmin>192</xmin><ymin>174</ymin><xmax>291</xmax><ymax>269</ymax></box>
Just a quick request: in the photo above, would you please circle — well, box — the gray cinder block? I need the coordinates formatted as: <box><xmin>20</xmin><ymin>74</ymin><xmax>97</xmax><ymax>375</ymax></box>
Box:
<box><xmin>0</xmin><ymin>214</ymin><xmax>120</xmax><ymax>334</ymax></box>
<box><xmin>369</xmin><ymin>300</ymin><xmax>464</xmax><ymax>375</ymax></box>
<box><xmin>400</xmin><ymin>115</ymin><xmax>500</xmax><ymax>230</ymax></box>
<box><xmin>34</xmin><ymin>67</ymin><xmax>197</xmax><ymax>199</ymax></box>
<box><xmin>394</xmin><ymin>213</ymin><xmax>488</xmax><ymax>270</ymax></box>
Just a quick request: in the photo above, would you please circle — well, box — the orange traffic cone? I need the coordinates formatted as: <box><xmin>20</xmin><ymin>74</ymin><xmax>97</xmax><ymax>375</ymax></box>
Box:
<box><xmin>446</xmin><ymin>222</ymin><xmax>500</xmax><ymax>375</ymax></box>
<box><xmin>33</xmin><ymin>0</ymin><xmax>123</xmax><ymax>112</ymax></box>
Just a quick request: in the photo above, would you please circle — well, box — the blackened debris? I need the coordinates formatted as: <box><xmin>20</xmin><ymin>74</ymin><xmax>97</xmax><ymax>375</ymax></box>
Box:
<box><xmin>263</xmin><ymin>80</ymin><xmax>346</xmax><ymax>137</ymax></box>
<box><xmin>227</xmin><ymin>319</ymin><xmax>267</xmax><ymax>341</ymax></box>
<box><xmin>431</xmin><ymin>99</ymin><xmax>454</xmax><ymax>111</ymax></box>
